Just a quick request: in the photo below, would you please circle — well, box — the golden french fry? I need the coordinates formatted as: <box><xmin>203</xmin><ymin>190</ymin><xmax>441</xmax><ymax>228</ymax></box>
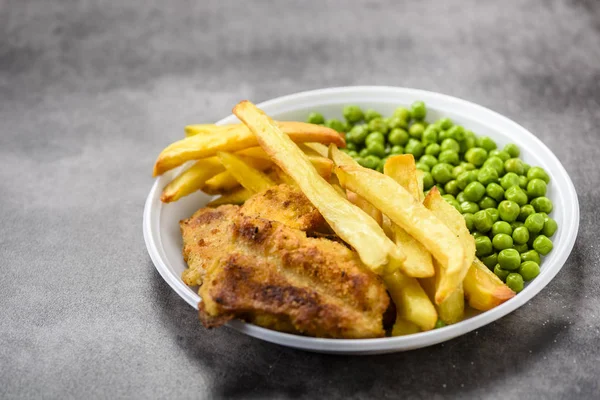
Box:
<box><xmin>332</xmin><ymin>160</ymin><xmax>463</xmax><ymax>288</ymax></box>
<box><xmin>302</xmin><ymin>142</ymin><xmax>329</xmax><ymax>157</ymax></box>
<box><xmin>423</xmin><ymin>187</ymin><xmax>475</xmax><ymax>304</ymax></box>
<box><xmin>233</xmin><ymin>100</ymin><xmax>404</xmax><ymax>275</ymax></box>
<box><xmin>385</xmin><ymin>271</ymin><xmax>438</xmax><ymax>331</ymax></box>
<box><xmin>464</xmin><ymin>258</ymin><xmax>516</xmax><ymax>311</ymax></box>
<box><xmin>383</xmin><ymin>155</ymin><xmax>421</xmax><ymax>198</ymax></box>
<box><xmin>346</xmin><ymin>190</ymin><xmax>383</xmax><ymax>226</ymax></box>
<box><xmin>160</xmin><ymin>157</ymin><xmax>224</xmax><ymax>203</ymax></box>
<box><xmin>203</xmin><ymin>156</ymin><xmax>274</xmax><ymax>194</ymax></box>
<box><xmin>217</xmin><ymin>152</ymin><xmax>276</xmax><ymax>194</ymax></box>
<box><xmin>184</xmin><ymin>124</ymin><xmax>237</xmax><ymax>136</ymax></box>
<box><xmin>207</xmin><ymin>188</ymin><xmax>253</xmax><ymax>207</ymax></box>
<box><xmin>420</xmin><ymin>261</ymin><xmax>465</xmax><ymax>324</ymax></box>
<box><xmin>239</xmin><ymin>146</ymin><xmax>334</xmax><ymax>180</ymax></box>
<box><xmin>154</xmin><ymin>122</ymin><xmax>344</xmax><ymax>176</ymax></box>
<box><xmin>416</xmin><ymin>170</ymin><xmax>425</xmax><ymax>202</ymax></box>
<box><xmin>391</xmin><ymin>318</ymin><xmax>420</xmax><ymax>336</ymax></box>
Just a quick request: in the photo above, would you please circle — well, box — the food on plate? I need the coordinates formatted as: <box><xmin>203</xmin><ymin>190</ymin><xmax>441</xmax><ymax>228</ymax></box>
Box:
<box><xmin>233</xmin><ymin>100</ymin><xmax>404</xmax><ymax>276</ymax></box>
<box><xmin>151</xmin><ymin>99</ymin><xmax>554</xmax><ymax>339</ymax></box>
<box><xmin>181</xmin><ymin>185</ymin><xmax>389</xmax><ymax>338</ymax></box>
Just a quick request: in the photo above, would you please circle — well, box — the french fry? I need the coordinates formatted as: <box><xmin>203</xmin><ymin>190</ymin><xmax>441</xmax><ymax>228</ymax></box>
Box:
<box><xmin>154</xmin><ymin>123</ymin><xmax>344</xmax><ymax>176</ymax></box>
<box><xmin>233</xmin><ymin>100</ymin><xmax>404</xmax><ymax>275</ymax></box>
<box><xmin>391</xmin><ymin>318</ymin><xmax>421</xmax><ymax>336</ymax></box>
<box><xmin>203</xmin><ymin>156</ymin><xmax>274</xmax><ymax>194</ymax></box>
<box><xmin>331</xmin><ymin>156</ymin><xmax>463</xmax><ymax>288</ymax></box>
<box><xmin>238</xmin><ymin>147</ymin><xmax>334</xmax><ymax>180</ymax></box>
<box><xmin>415</xmin><ymin>170</ymin><xmax>425</xmax><ymax>202</ymax></box>
<box><xmin>160</xmin><ymin>157</ymin><xmax>224</xmax><ymax>203</ymax></box>
<box><xmin>207</xmin><ymin>188</ymin><xmax>252</xmax><ymax>207</ymax></box>
<box><xmin>383</xmin><ymin>155</ymin><xmax>421</xmax><ymax>198</ymax></box>
<box><xmin>463</xmin><ymin>258</ymin><xmax>516</xmax><ymax>311</ymax></box>
<box><xmin>185</xmin><ymin>121</ymin><xmax>345</xmax><ymax>141</ymax></box>
<box><xmin>423</xmin><ymin>187</ymin><xmax>476</xmax><ymax>305</ymax></box>
<box><xmin>217</xmin><ymin>152</ymin><xmax>276</xmax><ymax>193</ymax></box>
<box><xmin>185</xmin><ymin>124</ymin><xmax>236</xmax><ymax>136</ymax></box>
<box><xmin>385</xmin><ymin>271</ymin><xmax>438</xmax><ymax>331</ymax></box>
<box><xmin>346</xmin><ymin>190</ymin><xmax>383</xmax><ymax>226</ymax></box>
<box><xmin>301</xmin><ymin>142</ymin><xmax>329</xmax><ymax>157</ymax></box>
<box><xmin>420</xmin><ymin>261</ymin><xmax>465</xmax><ymax>324</ymax></box>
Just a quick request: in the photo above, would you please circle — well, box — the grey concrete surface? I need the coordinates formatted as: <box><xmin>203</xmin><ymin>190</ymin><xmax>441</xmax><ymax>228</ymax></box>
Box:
<box><xmin>1</xmin><ymin>0</ymin><xmax>599</xmax><ymax>398</ymax></box>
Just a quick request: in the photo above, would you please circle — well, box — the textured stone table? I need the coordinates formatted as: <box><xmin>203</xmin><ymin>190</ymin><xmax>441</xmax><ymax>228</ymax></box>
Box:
<box><xmin>1</xmin><ymin>0</ymin><xmax>599</xmax><ymax>398</ymax></box>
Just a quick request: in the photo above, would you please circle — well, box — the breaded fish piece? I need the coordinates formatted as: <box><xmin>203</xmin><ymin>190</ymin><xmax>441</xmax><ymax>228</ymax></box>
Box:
<box><xmin>198</xmin><ymin>216</ymin><xmax>389</xmax><ymax>339</ymax></box>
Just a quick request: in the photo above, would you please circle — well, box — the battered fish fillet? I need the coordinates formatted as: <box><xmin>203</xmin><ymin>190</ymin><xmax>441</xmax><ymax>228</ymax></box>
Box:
<box><xmin>180</xmin><ymin>185</ymin><xmax>389</xmax><ymax>338</ymax></box>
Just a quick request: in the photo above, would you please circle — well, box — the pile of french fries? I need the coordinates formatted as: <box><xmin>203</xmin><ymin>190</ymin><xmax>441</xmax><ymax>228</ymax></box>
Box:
<box><xmin>153</xmin><ymin>100</ymin><xmax>516</xmax><ymax>336</ymax></box>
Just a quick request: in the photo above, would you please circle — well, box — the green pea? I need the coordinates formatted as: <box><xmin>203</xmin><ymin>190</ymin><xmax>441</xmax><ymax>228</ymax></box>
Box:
<box><xmin>346</xmin><ymin>142</ymin><xmax>358</xmax><ymax>151</ymax></box>
<box><xmin>506</xmin><ymin>273</ymin><xmax>524</xmax><ymax>292</ymax></box>
<box><xmin>519</xmin><ymin>204</ymin><xmax>535</xmax><ymax>221</ymax></box>
<box><xmin>481</xmin><ymin>253</ymin><xmax>498</xmax><ymax>270</ymax></box>
<box><xmin>443</xmin><ymin>195</ymin><xmax>462</xmax><ymax>212</ymax></box>
<box><xmin>405</xmin><ymin>139</ymin><xmax>425</xmax><ymax>159</ymax></box>
<box><xmin>388</xmin><ymin>116</ymin><xmax>408</xmax><ymax>130</ymax></box>
<box><xmin>492</xmin><ymin>221</ymin><xmax>513</xmax><ymax>236</ymax></box>
<box><xmin>521</xmin><ymin>250</ymin><xmax>541</xmax><ymax>265</ymax></box>
<box><xmin>463</xmin><ymin>212</ymin><xmax>475</xmax><ymax>231</ymax></box>
<box><xmin>479</xmin><ymin>196</ymin><xmax>497</xmax><ymax>210</ymax></box>
<box><xmin>360</xmin><ymin>155</ymin><xmax>380</xmax><ymax>169</ymax></box>
<box><xmin>489</xmin><ymin>149</ymin><xmax>511</xmax><ymax>162</ymax></box>
<box><xmin>438</xmin><ymin>150</ymin><xmax>460</xmax><ymax>165</ymax></box>
<box><xmin>493</xmin><ymin>233</ymin><xmax>514</xmax><ymax>251</ymax></box>
<box><xmin>434</xmin><ymin>319</ymin><xmax>447</xmax><ymax>329</ymax></box>
<box><xmin>447</xmin><ymin>125</ymin><xmax>466</xmax><ymax>141</ymax></box>
<box><xmin>368</xmin><ymin>118</ymin><xmax>389</xmax><ymax>134</ymax></box>
<box><xmin>435</xmin><ymin>184</ymin><xmax>446</xmax><ymax>195</ymax></box>
<box><xmin>510</xmin><ymin>221</ymin><xmax>524</xmax><ymax>230</ymax></box>
<box><xmin>365</xmin><ymin>131</ymin><xmax>385</xmax><ymax>146</ymax></box>
<box><xmin>347</xmin><ymin>150</ymin><xmax>359</xmax><ymax>158</ymax></box>
<box><xmin>486</xmin><ymin>208</ymin><xmax>500</xmax><ymax>223</ymax></box>
<box><xmin>464</xmin><ymin>181</ymin><xmax>487</xmax><ymax>202</ymax></box>
<box><xmin>326</xmin><ymin>119</ymin><xmax>346</xmax><ymax>133</ymax></box>
<box><xmin>442</xmin><ymin>180</ymin><xmax>459</xmax><ymax>196</ymax></box>
<box><xmin>438</xmin><ymin>130</ymin><xmax>451</xmax><ymax>142</ymax></box>
<box><xmin>512</xmin><ymin>226</ymin><xmax>530</xmax><ymax>244</ymax></box>
<box><xmin>461</xmin><ymin>162</ymin><xmax>476</xmax><ymax>170</ymax></box>
<box><xmin>359</xmin><ymin>148</ymin><xmax>369</xmax><ymax>157</ymax></box>
<box><xmin>527</xmin><ymin>166</ymin><xmax>550</xmax><ymax>184</ymax></box>
<box><xmin>518</xmin><ymin>175</ymin><xmax>528</xmax><ymax>189</ymax></box>
<box><xmin>419</xmin><ymin>155</ymin><xmax>438</xmax><ymax>169</ymax></box>
<box><xmin>533</xmin><ymin>235</ymin><xmax>553</xmax><ymax>255</ymax></box>
<box><xmin>486</xmin><ymin>183</ymin><xmax>505</xmax><ymax>202</ymax></box>
<box><xmin>393</xmin><ymin>107</ymin><xmax>411</xmax><ymax>121</ymax></box>
<box><xmin>440</xmin><ymin>138</ymin><xmax>460</xmax><ymax>153</ymax></box>
<box><xmin>347</xmin><ymin>125</ymin><xmax>369</xmax><ymax>145</ymax></box>
<box><xmin>473</xmin><ymin>231</ymin><xmax>487</xmax><ymax>239</ymax></box>
<box><xmin>494</xmin><ymin>264</ymin><xmax>511</xmax><ymax>282</ymax></box>
<box><xmin>307</xmin><ymin>112</ymin><xmax>325</xmax><ymax>125</ymax></box>
<box><xmin>431</xmin><ymin>163</ymin><xmax>454</xmax><ymax>184</ymax></box>
<box><xmin>364</xmin><ymin>109</ymin><xmax>382</xmax><ymax>122</ymax></box>
<box><xmin>498</xmin><ymin>248</ymin><xmax>521</xmax><ymax>270</ymax></box>
<box><xmin>408</xmin><ymin>122</ymin><xmax>425</xmax><ymax>139</ymax></box>
<box><xmin>459</xmin><ymin>136</ymin><xmax>476</xmax><ymax>153</ymax></box>
<box><xmin>456</xmin><ymin>191</ymin><xmax>467</xmax><ymax>204</ymax></box>
<box><xmin>524</xmin><ymin>213</ymin><xmax>545</xmax><ymax>233</ymax></box>
<box><xmin>483</xmin><ymin>156</ymin><xmax>505</xmax><ymax>176</ymax></box>
<box><xmin>531</xmin><ymin>197</ymin><xmax>553</xmax><ymax>213</ymax></box>
<box><xmin>376</xmin><ymin>162</ymin><xmax>384</xmax><ymax>173</ymax></box>
<box><xmin>513</xmin><ymin>243</ymin><xmax>529</xmax><ymax>253</ymax></box>
<box><xmin>477</xmin><ymin>167</ymin><xmax>499</xmax><ymax>186</ymax></box>
<box><xmin>421</xmin><ymin>171</ymin><xmax>434</xmax><ymax>190</ymax></box>
<box><xmin>542</xmin><ymin>217</ymin><xmax>558</xmax><ymax>237</ymax></box>
<box><xmin>460</xmin><ymin>201</ymin><xmax>479</xmax><ymax>214</ymax></box>
<box><xmin>437</xmin><ymin>117</ymin><xmax>453</xmax><ymax>130</ymax></box>
<box><xmin>505</xmin><ymin>186</ymin><xmax>528</xmax><ymax>206</ymax></box>
<box><xmin>504</xmin><ymin>158</ymin><xmax>525</xmax><ymax>175</ymax></box>
<box><xmin>343</xmin><ymin>105</ymin><xmax>364</xmax><ymax>123</ymax></box>
<box><xmin>386</xmin><ymin>128</ymin><xmax>407</xmax><ymax>146</ymax></box>
<box><xmin>425</xmin><ymin>143</ymin><xmax>441</xmax><ymax>157</ymax></box>
<box><xmin>500</xmin><ymin>172</ymin><xmax>520</xmax><ymax>190</ymax></box>
<box><xmin>475</xmin><ymin>235</ymin><xmax>493</xmax><ymax>257</ymax></box>
<box><xmin>465</xmin><ymin>147</ymin><xmax>488</xmax><ymax>167</ymax></box>
<box><xmin>519</xmin><ymin>261</ymin><xmax>540</xmax><ymax>282</ymax></box>
<box><xmin>416</xmin><ymin>162</ymin><xmax>430</xmax><ymax>172</ymax></box>
<box><xmin>456</xmin><ymin>171</ymin><xmax>478</xmax><ymax>190</ymax></box>
<box><xmin>474</xmin><ymin>210</ymin><xmax>494</xmax><ymax>233</ymax></box>
<box><xmin>390</xmin><ymin>145</ymin><xmax>404</xmax><ymax>155</ymax></box>
<box><xmin>476</xmin><ymin>136</ymin><xmax>497</xmax><ymax>152</ymax></box>
<box><xmin>523</xmin><ymin>163</ymin><xmax>531</xmax><ymax>174</ymax></box>
<box><xmin>504</xmin><ymin>143</ymin><xmax>520</xmax><ymax>158</ymax></box>
<box><xmin>527</xmin><ymin>178</ymin><xmax>547</xmax><ymax>198</ymax></box>
<box><xmin>422</xmin><ymin>126</ymin><xmax>438</xmax><ymax>145</ymax></box>
<box><xmin>366</xmin><ymin>141</ymin><xmax>387</xmax><ymax>158</ymax></box>
<box><xmin>498</xmin><ymin>200</ymin><xmax>520</xmax><ymax>222</ymax></box>
<box><xmin>411</xmin><ymin>101</ymin><xmax>427</xmax><ymax>120</ymax></box>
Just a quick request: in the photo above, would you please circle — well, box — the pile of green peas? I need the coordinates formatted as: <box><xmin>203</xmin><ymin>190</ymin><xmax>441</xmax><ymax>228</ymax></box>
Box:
<box><xmin>306</xmin><ymin>101</ymin><xmax>558</xmax><ymax>294</ymax></box>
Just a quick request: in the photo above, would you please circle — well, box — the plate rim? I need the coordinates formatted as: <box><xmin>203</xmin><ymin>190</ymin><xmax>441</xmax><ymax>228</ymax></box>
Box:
<box><xmin>143</xmin><ymin>86</ymin><xmax>580</xmax><ymax>354</ymax></box>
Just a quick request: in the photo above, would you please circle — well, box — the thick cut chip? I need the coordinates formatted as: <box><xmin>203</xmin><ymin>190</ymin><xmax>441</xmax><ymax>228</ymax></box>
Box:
<box><xmin>346</xmin><ymin>190</ymin><xmax>383</xmax><ymax>226</ymax></box>
<box><xmin>160</xmin><ymin>157</ymin><xmax>224</xmax><ymax>203</ymax></box>
<box><xmin>385</xmin><ymin>271</ymin><xmax>438</xmax><ymax>331</ymax></box>
<box><xmin>203</xmin><ymin>156</ymin><xmax>273</xmax><ymax>194</ymax></box>
<box><xmin>217</xmin><ymin>152</ymin><xmax>276</xmax><ymax>194</ymax></box>
<box><xmin>464</xmin><ymin>258</ymin><xmax>516</xmax><ymax>311</ymax></box>
<box><xmin>423</xmin><ymin>187</ymin><xmax>476</xmax><ymax>304</ymax></box>
<box><xmin>154</xmin><ymin>122</ymin><xmax>344</xmax><ymax>176</ymax></box>
<box><xmin>420</xmin><ymin>261</ymin><xmax>465</xmax><ymax>324</ymax></box>
<box><xmin>391</xmin><ymin>318</ymin><xmax>421</xmax><ymax>336</ymax></box>
<box><xmin>207</xmin><ymin>188</ymin><xmax>253</xmax><ymax>207</ymax></box>
<box><xmin>332</xmin><ymin>162</ymin><xmax>463</xmax><ymax>289</ymax></box>
<box><xmin>184</xmin><ymin>121</ymin><xmax>345</xmax><ymax>141</ymax></box>
<box><xmin>233</xmin><ymin>100</ymin><xmax>404</xmax><ymax>275</ymax></box>
<box><xmin>384</xmin><ymin>155</ymin><xmax>421</xmax><ymax>198</ymax></box>
<box><xmin>238</xmin><ymin>147</ymin><xmax>334</xmax><ymax>180</ymax></box>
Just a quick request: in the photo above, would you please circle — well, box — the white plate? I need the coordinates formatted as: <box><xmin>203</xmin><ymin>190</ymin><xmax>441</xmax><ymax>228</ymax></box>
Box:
<box><xmin>143</xmin><ymin>86</ymin><xmax>579</xmax><ymax>355</ymax></box>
